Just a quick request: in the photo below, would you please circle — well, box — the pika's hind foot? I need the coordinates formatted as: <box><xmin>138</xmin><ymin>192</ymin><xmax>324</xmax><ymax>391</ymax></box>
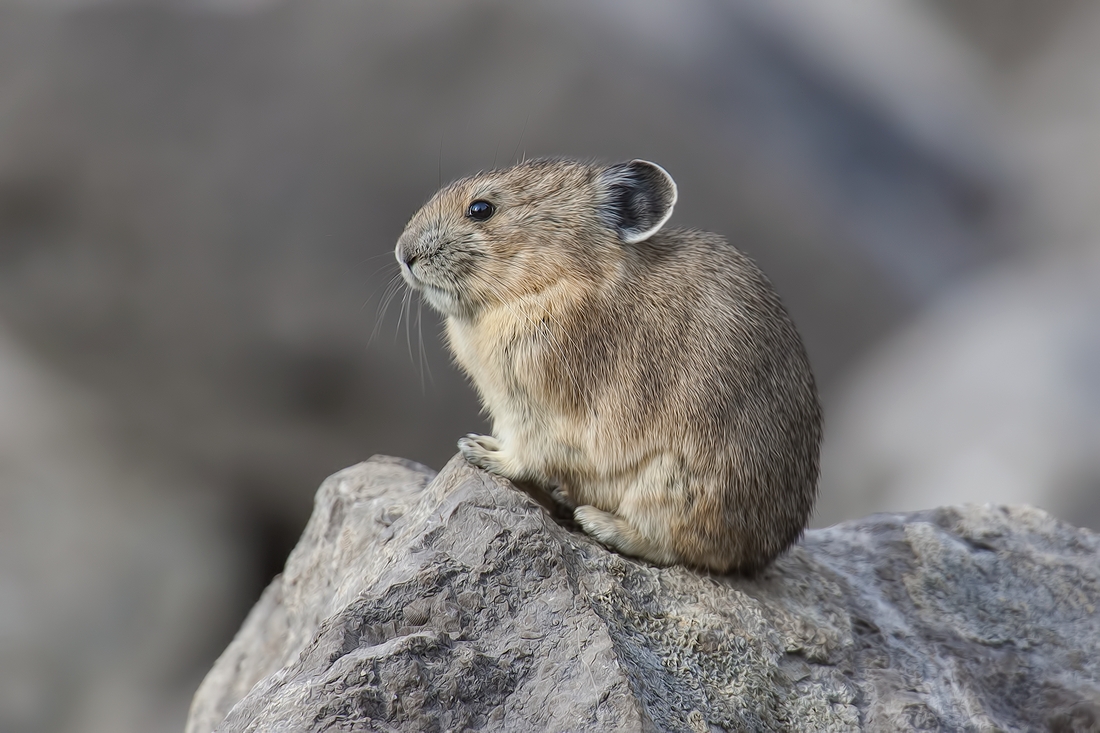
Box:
<box><xmin>573</xmin><ymin>505</ymin><xmax>679</xmax><ymax>566</ymax></box>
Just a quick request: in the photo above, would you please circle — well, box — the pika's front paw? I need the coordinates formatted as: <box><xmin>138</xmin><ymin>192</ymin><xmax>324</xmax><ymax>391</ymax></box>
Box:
<box><xmin>457</xmin><ymin>433</ymin><xmax>506</xmax><ymax>474</ymax></box>
<box><xmin>548</xmin><ymin>485</ymin><xmax>577</xmax><ymax>511</ymax></box>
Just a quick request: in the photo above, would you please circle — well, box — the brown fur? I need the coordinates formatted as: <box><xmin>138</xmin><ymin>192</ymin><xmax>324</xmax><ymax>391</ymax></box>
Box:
<box><xmin>395</xmin><ymin>158</ymin><xmax>822</xmax><ymax>574</ymax></box>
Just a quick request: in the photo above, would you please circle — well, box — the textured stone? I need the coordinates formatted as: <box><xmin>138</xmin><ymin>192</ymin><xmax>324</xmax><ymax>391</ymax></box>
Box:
<box><xmin>189</xmin><ymin>456</ymin><xmax>1100</xmax><ymax>732</ymax></box>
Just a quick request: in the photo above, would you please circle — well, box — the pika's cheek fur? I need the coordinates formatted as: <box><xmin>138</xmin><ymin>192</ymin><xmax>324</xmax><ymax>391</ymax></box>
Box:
<box><xmin>395</xmin><ymin>158</ymin><xmax>821</xmax><ymax>575</ymax></box>
<box><xmin>396</xmin><ymin>226</ymin><xmax>486</xmax><ymax>316</ymax></box>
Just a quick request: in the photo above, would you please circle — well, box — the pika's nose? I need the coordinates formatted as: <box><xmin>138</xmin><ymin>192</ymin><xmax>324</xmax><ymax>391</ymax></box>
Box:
<box><xmin>395</xmin><ymin>242</ymin><xmax>417</xmax><ymax>269</ymax></box>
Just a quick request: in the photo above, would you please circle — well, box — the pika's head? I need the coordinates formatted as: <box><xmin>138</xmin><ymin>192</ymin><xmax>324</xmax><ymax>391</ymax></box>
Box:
<box><xmin>395</xmin><ymin>158</ymin><xmax>677</xmax><ymax>317</ymax></box>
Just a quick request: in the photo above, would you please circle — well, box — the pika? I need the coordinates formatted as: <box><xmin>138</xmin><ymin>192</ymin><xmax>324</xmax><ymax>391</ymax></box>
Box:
<box><xmin>395</xmin><ymin>158</ymin><xmax>821</xmax><ymax>574</ymax></box>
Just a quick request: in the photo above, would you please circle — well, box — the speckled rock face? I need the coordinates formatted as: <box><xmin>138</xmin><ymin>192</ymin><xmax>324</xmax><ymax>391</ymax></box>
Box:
<box><xmin>188</xmin><ymin>456</ymin><xmax>1100</xmax><ymax>733</ymax></box>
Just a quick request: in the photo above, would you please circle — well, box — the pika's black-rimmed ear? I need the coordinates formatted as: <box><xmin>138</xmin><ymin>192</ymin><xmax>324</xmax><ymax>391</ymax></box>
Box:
<box><xmin>596</xmin><ymin>159</ymin><xmax>677</xmax><ymax>244</ymax></box>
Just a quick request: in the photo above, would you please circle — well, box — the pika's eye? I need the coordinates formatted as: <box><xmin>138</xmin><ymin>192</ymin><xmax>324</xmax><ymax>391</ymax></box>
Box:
<box><xmin>466</xmin><ymin>200</ymin><xmax>495</xmax><ymax>221</ymax></box>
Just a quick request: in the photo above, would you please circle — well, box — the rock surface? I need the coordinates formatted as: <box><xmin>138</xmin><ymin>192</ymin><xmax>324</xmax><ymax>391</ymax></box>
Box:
<box><xmin>189</xmin><ymin>455</ymin><xmax>1100</xmax><ymax>732</ymax></box>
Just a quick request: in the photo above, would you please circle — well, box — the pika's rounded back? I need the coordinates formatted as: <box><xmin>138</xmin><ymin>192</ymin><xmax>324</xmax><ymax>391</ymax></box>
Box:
<box><xmin>397</xmin><ymin>158</ymin><xmax>821</xmax><ymax>574</ymax></box>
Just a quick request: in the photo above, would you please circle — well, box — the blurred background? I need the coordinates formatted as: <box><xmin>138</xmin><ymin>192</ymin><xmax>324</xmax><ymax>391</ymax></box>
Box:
<box><xmin>1</xmin><ymin>0</ymin><xmax>1098</xmax><ymax>730</ymax></box>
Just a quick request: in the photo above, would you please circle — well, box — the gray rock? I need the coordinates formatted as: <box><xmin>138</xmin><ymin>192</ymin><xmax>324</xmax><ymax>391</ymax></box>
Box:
<box><xmin>189</xmin><ymin>456</ymin><xmax>1100</xmax><ymax>732</ymax></box>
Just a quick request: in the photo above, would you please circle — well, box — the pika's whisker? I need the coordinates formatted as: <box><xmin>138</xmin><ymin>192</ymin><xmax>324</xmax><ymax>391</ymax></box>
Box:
<box><xmin>367</xmin><ymin>273</ymin><xmax>406</xmax><ymax>345</ymax></box>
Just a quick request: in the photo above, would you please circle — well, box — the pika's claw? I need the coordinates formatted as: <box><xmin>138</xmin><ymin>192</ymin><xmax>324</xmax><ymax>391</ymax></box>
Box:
<box><xmin>457</xmin><ymin>433</ymin><xmax>505</xmax><ymax>473</ymax></box>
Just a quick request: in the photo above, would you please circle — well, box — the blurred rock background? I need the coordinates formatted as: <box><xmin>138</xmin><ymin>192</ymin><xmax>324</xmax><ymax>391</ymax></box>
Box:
<box><xmin>0</xmin><ymin>0</ymin><xmax>1096</xmax><ymax>731</ymax></box>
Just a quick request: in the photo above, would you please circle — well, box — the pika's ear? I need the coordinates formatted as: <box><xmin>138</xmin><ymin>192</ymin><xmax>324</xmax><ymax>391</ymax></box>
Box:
<box><xmin>596</xmin><ymin>160</ymin><xmax>678</xmax><ymax>244</ymax></box>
